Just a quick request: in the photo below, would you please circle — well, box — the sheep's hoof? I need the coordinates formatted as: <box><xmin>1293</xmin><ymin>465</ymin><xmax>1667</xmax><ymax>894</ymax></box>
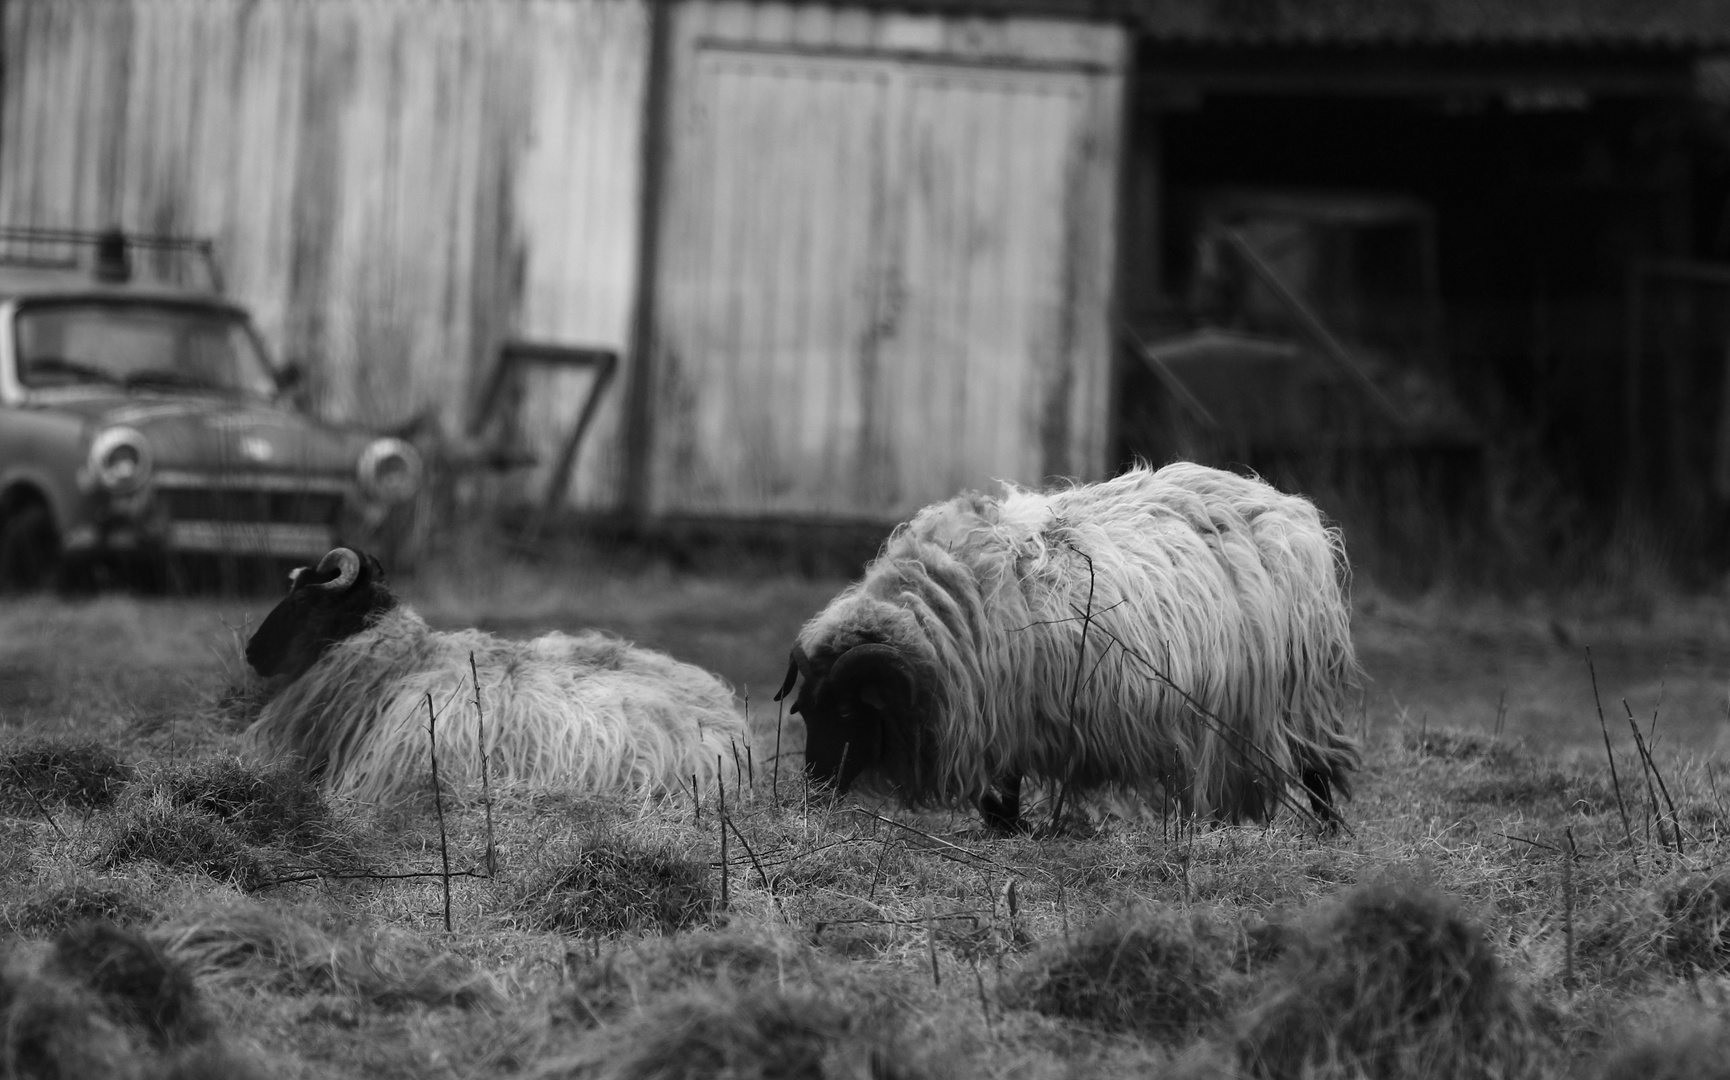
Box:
<box><xmin>977</xmin><ymin>782</ymin><xmax>1026</xmax><ymax>835</ymax></box>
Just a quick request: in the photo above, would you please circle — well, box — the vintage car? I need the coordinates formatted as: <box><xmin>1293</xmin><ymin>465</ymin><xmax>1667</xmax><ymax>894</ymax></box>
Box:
<box><xmin>0</xmin><ymin>228</ymin><xmax>421</xmax><ymax>590</ymax></box>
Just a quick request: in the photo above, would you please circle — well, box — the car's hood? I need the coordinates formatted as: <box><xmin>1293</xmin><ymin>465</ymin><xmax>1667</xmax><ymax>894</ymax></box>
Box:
<box><xmin>47</xmin><ymin>393</ymin><xmax>369</xmax><ymax>477</ymax></box>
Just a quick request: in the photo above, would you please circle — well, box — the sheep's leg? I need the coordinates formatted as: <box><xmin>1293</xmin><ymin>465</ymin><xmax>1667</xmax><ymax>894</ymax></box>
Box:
<box><xmin>978</xmin><ymin>775</ymin><xmax>1025</xmax><ymax>834</ymax></box>
<box><xmin>1302</xmin><ymin>768</ymin><xmax>1339</xmax><ymax>828</ymax></box>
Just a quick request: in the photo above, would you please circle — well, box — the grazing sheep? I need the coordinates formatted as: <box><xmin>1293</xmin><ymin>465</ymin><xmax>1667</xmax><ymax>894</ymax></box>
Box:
<box><xmin>244</xmin><ymin>548</ymin><xmax>747</xmax><ymax>803</ymax></box>
<box><xmin>775</xmin><ymin>462</ymin><xmax>1360</xmax><ymax>832</ymax></box>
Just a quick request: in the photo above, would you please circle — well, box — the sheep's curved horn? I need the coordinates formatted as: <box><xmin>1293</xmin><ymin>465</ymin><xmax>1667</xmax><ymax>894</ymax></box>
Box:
<box><xmin>825</xmin><ymin>643</ymin><xmax>916</xmax><ymax>711</ymax></box>
<box><xmin>312</xmin><ymin>547</ymin><xmax>362</xmax><ymax>592</ymax></box>
<box><xmin>774</xmin><ymin>645</ymin><xmax>808</xmax><ymax>703</ymax></box>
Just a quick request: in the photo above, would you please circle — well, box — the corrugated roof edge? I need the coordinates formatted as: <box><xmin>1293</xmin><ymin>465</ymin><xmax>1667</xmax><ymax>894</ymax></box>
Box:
<box><xmin>761</xmin><ymin>0</ymin><xmax>1730</xmax><ymax>50</ymax></box>
<box><xmin>1127</xmin><ymin>0</ymin><xmax>1730</xmax><ymax>49</ymax></box>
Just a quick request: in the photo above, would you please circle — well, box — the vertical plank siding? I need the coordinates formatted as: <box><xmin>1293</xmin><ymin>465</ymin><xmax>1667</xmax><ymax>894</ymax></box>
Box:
<box><xmin>650</xmin><ymin>2</ymin><xmax>1125</xmax><ymax>519</ymax></box>
<box><xmin>2</xmin><ymin>0</ymin><xmax>1123</xmax><ymax>523</ymax></box>
<box><xmin>0</xmin><ymin>0</ymin><xmax>648</xmax><ymax>511</ymax></box>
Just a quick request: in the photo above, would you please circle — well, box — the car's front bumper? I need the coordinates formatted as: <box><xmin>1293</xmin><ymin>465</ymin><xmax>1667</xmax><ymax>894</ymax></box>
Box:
<box><xmin>64</xmin><ymin>470</ymin><xmax>356</xmax><ymax>562</ymax></box>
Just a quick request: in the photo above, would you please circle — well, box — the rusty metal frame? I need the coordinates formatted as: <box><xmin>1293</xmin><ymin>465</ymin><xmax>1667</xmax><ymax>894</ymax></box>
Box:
<box><xmin>469</xmin><ymin>341</ymin><xmax>619</xmax><ymax>518</ymax></box>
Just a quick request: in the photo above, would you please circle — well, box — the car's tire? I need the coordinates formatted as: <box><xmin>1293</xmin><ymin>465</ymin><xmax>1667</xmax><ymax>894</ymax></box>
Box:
<box><xmin>0</xmin><ymin>502</ymin><xmax>63</xmax><ymax>593</ymax></box>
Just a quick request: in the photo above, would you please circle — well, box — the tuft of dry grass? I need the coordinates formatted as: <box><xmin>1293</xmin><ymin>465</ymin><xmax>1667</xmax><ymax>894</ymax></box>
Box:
<box><xmin>0</xmin><ymin>736</ymin><xmax>132</xmax><ymax>814</ymax></box>
<box><xmin>0</xmin><ymin>920</ymin><xmax>255</xmax><ymax>1080</ymax></box>
<box><xmin>96</xmin><ymin>798</ymin><xmax>268</xmax><ymax>891</ymax></box>
<box><xmin>561</xmin><ymin>925</ymin><xmax>815</xmax><ymax>1026</ymax></box>
<box><xmin>1236</xmin><ymin>876</ymin><xmax>1545</xmax><ymax>1080</ymax></box>
<box><xmin>150</xmin><ymin>1041</ymin><xmax>275</xmax><ymax>1080</ymax></box>
<box><xmin>153</xmin><ymin>899</ymin><xmax>502</xmax><ymax>1010</ymax></box>
<box><xmin>1650</xmin><ymin>873</ymin><xmax>1730</xmax><ymax>974</ymax></box>
<box><xmin>515</xmin><ymin>837</ymin><xmax>714</xmax><ymax>936</ymax></box>
<box><xmin>47</xmin><ymin>920</ymin><xmax>212</xmax><ymax>1049</ymax></box>
<box><xmin>0</xmin><ymin>948</ymin><xmax>139</xmax><ymax>1080</ymax></box>
<box><xmin>1402</xmin><ymin>726</ymin><xmax>1527</xmax><ymax>768</ymax></box>
<box><xmin>1006</xmin><ymin>904</ymin><xmax>1231</xmax><ymax>1041</ymax></box>
<box><xmin>534</xmin><ymin>983</ymin><xmax>936</xmax><ymax>1080</ymax></box>
<box><xmin>5</xmin><ymin>875</ymin><xmax>159</xmax><ymax>936</ymax></box>
<box><xmin>1592</xmin><ymin>1018</ymin><xmax>1730</xmax><ymax>1080</ymax></box>
<box><xmin>153</xmin><ymin>756</ymin><xmax>359</xmax><ymax>864</ymax></box>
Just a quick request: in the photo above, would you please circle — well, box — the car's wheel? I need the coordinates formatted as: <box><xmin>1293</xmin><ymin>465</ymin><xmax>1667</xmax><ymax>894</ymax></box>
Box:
<box><xmin>0</xmin><ymin>502</ymin><xmax>63</xmax><ymax>593</ymax></box>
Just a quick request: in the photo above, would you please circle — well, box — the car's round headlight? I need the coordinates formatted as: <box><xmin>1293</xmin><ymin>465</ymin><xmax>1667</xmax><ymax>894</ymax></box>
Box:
<box><xmin>357</xmin><ymin>438</ymin><xmax>423</xmax><ymax>504</ymax></box>
<box><xmin>89</xmin><ymin>426</ymin><xmax>152</xmax><ymax>494</ymax></box>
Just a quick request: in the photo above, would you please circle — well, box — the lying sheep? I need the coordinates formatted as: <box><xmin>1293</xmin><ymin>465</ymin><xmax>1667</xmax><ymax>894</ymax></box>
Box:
<box><xmin>244</xmin><ymin>548</ymin><xmax>746</xmax><ymax>802</ymax></box>
<box><xmin>776</xmin><ymin>462</ymin><xmax>1361</xmax><ymax>832</ymax></box>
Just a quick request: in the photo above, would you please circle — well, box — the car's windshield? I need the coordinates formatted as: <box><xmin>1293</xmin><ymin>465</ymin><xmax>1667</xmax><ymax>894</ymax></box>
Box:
<box><xmin>14</xmin><ymin>301</ymin><xmax>279</xmax><ymax>399</ymax></box>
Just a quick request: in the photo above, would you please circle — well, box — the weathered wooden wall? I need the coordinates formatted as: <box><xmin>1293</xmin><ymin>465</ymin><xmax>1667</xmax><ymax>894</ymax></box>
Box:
<box><xmin>0</xmin><ymin>0</ymin><xmax>649</xmax><ymax>511</ymax></box>
<box><xmin>3</xmin><ymin>0</ymin><xmax>1126</xmax><ymax>523</ymax></box>
<box><xmin>648</xmin><ymin>2</ymin><xmax>1126</xmax><ymax>519</ymax></box>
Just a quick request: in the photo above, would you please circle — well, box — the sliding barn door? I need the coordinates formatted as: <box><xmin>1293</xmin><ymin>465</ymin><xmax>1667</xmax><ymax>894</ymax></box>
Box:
<box><xmin>649</xmin><ymin>11</ymin><xmax>1124</xmax><ymax>520</ymax></box>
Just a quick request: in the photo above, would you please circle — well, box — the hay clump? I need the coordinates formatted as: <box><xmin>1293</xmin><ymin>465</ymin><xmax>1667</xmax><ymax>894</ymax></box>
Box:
<box><xmin>154</xmin><ymin>756</ymin><xmax>358</xmax><ymax>864</ymax></box>
<box><xmin>47</xmin><ymin>921</ymin><xmax>211</xmax><ymax>1049</ymax></box>
<box><xmin>562</xmin><ymin>926</ymin><xmax>811</xmax><ymax>1026</ymax></box>
<box><xmin>533</xmin><ymin>984</ymin><xmax>935</xmax><ymax>1080</ymax></box>
<box><xmin>7</xmin><ymin>876</ymin><xmax>158</xmax><ymax>936</ymax></box>
<box><xmin>1006</xmin><ymin>904</ymin><xmax>1230</xmax><ymax>1041</ymax></box>
<box><xmin>1592</xmin><ymin>1019</ymin><xmax>1730</xmax><ymax>1080</ymax></box>
<box><xmin>0</xmin><ymin>948</ymin><xmax>138</xmax><ymax>1080</ymax></box>
<box><xmin>516</xmin><ymin>837</ymin><xmax>713</xmax><ymax>935</ymax></box>
<box><xmin>1651</xmin><ymin>873</ymin><xmax>1730</xmax><ymax>974</ymax></box>
<box><xmin>1401</xmin><ymin>727</ymin><xmax>1524</xmax><ymax>768</ymax></box>
<box><xmin>96</xmin><ymin>799</ymin><xmax>267</xmax><ymax>891</ymax></box>
<box><xmin>152</xmin><ymin>1041</ymin><xmax>275</xmax><ymax>1080</ymax></box>
<box><xmin>154</xmin><ymin>899</ymin><xmax>500</xmax><ymax>1009</ymax></box>
<box><xmin>0</xmin><ymin>737</ymin><xmax>132</xmax><ymax>814</ymax></box>
<box><xmin>1236</xmin><ymin>878</ymin><xmax>1543</xmax><ymax>1080</ymax></box>
<box><xmin>0</xmin><ymin>922</ymin><xmax>230</xmax><ymax>1080</ymax></box>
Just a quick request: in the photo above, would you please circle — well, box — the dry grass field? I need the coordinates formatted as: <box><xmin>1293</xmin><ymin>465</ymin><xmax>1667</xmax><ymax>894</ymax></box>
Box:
<box><xmin>2</xmin><ymin>543</ymin><xmax>1730</xmax><ymax>1079</ymax></box>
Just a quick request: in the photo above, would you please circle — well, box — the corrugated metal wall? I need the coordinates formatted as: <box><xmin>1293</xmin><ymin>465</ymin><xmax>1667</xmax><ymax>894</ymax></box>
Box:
<box><xmin>0</xmin><ymin>0</ymin><xmax>649</xmax><ymax>511</ymax></box>
<box><xmin>648</xmin><ymin>2</ymin><xmax>1126</xmax><ymax>519</ymax></box>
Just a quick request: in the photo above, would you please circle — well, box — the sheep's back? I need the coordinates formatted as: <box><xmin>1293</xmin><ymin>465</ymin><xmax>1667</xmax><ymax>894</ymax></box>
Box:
<box><xmin>255</xmin><ymin>610</ymin><xmax>746</xmax><ymax>803</ymax></box>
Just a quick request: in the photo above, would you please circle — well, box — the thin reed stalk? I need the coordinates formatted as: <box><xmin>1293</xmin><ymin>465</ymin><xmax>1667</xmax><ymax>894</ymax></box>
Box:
<box><xmin>1587</xmin><ymin>648</ymin><xmax>1636</xmax><ymax>852</ymax></box>
<box><xmin>718</xmin><ymin>757</ymin><xmax>729</xmax><ymax>911</ymax></box>
<box><xmin>426</xmin><ymin>693</ymin><xmax>453</xmax><ymax>932</ymax></box>
<box><xmin>470</xmin><ymin>652</ymin><xmax>496</xmax><ymax>877</ymax></box>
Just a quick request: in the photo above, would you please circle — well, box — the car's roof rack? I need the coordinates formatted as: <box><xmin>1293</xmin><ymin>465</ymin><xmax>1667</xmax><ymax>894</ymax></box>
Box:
<box><xmin>0</xmin><ymin>226</ymin><xmax>224</xmax><ymax>293</ymax></box>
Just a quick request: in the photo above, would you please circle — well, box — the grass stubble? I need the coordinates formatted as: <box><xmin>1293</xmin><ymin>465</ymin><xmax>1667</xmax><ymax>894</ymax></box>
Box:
<box><xmin>3</xmin><ymin>589</ymin><xmax>1730</xmax><ymax>1077</ymax></box>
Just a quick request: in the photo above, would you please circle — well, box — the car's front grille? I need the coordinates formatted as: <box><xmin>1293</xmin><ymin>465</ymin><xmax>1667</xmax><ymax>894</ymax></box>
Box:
<box><xmin>159</xmin><ymin>487</ymin><xmax>345</xmax><ymax>526</ymax></box>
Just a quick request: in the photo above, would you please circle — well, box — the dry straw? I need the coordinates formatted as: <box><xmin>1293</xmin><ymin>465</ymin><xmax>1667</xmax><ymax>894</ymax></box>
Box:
<box><xmin>514</xmin><ymin>837</ymin><xmax>714</xmax><ymax>936</ymax></box>
<box><xmin>531</xmin><ymin>983</ymin><xmax>934</xmax><ymax>1080</ymax></box>
<box><xmin>1236</xmin><ymin>878</ymin><xmax>1544</xmax><ymax>1080</ymax></box>
<box><xmin>1007</xmin><ymin>904</ymin><xmax>1230</xmax><ymax>1042</ymax></box>
<box><xmin>5</xmin><ymin>875</ymin><xmax>157</xmax><ymax>937</ymax></box>
<box><xmin>152</xmin><ymin>900</ymin><xmax>500</xmax><ymax>1009</ymax></box>
<box><xmin>0</xmin><ymin>736</ymin><xmax>132</xmax><ymax>814</ymax></box>
<box><xmin>0</xmin><ymin>919</ymin><xmax>261</xmax><ymax>1080</ymax></box>
<box><xmin>97</xmin><ymin>798</ymin><xmax>268</xmax><ymax>892</ymax></box>
<box><xmin>1592</xmin><ymin>1018</ymin><xmax>1730</xmax><ymax>1080</ymax></box>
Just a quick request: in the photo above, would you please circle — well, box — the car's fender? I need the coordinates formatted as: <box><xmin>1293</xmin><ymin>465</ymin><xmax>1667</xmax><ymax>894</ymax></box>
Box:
<box><xmin>0</xmin><ymin>407</ymin><xmax>93</xmax><ymax>537</ymax></box>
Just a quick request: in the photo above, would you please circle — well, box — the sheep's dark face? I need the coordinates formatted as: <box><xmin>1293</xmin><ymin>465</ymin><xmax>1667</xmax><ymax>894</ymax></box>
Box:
<box><xmin>245</xmin><ymin>547</ymin><xmax>397</xmax><ymax>680</ymax></box>
<box><xmin>776</xmin><ymin>644</ymin><xmax>918</xmax><ymax>793</ymax></box>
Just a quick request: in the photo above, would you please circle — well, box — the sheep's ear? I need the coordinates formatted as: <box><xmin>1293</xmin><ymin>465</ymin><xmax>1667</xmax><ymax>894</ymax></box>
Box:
<box><xmin>774</xmin><ymin>650</ymin><xmax>802</xmax><ymax>703</ymax></box>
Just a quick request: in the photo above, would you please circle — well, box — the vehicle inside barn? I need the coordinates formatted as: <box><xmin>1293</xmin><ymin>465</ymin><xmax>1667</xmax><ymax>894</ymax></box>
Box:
<box><xmin>1115</xmin><ymin>26</ymin><xmax>1730</xmax><ymax>580</ymax></box>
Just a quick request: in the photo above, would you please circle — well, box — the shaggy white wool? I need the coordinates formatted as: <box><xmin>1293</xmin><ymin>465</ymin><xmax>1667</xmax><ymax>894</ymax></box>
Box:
<box><xmin>795</xmin><ymin>461</ymin><xmax>1359</xmax><ymax>821</ymax></box>
<box><xmin>247</xmin><ymin>607</ymin><xmax>747</xmax><ymax>803</ymax></box>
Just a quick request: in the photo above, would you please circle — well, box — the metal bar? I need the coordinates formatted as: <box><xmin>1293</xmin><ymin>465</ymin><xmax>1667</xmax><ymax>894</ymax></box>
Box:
<box><xmin>539</xmin><ymin>353</ymin><xmax>620</xmax><ymax>519</ymax></box>
<box><xmin>0</xmin><ymin>226</ymin><xmax>225</xmax><ymax>292</ymax></box>
<box><xmin>1218</xmin><ymin>226</ymin><xmax>1407</xmax><ymax>427</ymax></box>
<box><xmin>1119</xmin><ymin>324</ymin><xmax>1220</xmax><ymax>430</ymax></box>
<box><xmin>693</xmin><ymin>37</ymin><xmax>1117</xmax><ymax>76</ymax></box>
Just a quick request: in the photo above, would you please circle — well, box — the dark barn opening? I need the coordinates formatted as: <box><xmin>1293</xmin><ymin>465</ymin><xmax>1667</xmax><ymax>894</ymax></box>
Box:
<box><xmin>1117</xmin><ymin>38</ymin><xmax>1730</xmax><ymax>582</ymax></box>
